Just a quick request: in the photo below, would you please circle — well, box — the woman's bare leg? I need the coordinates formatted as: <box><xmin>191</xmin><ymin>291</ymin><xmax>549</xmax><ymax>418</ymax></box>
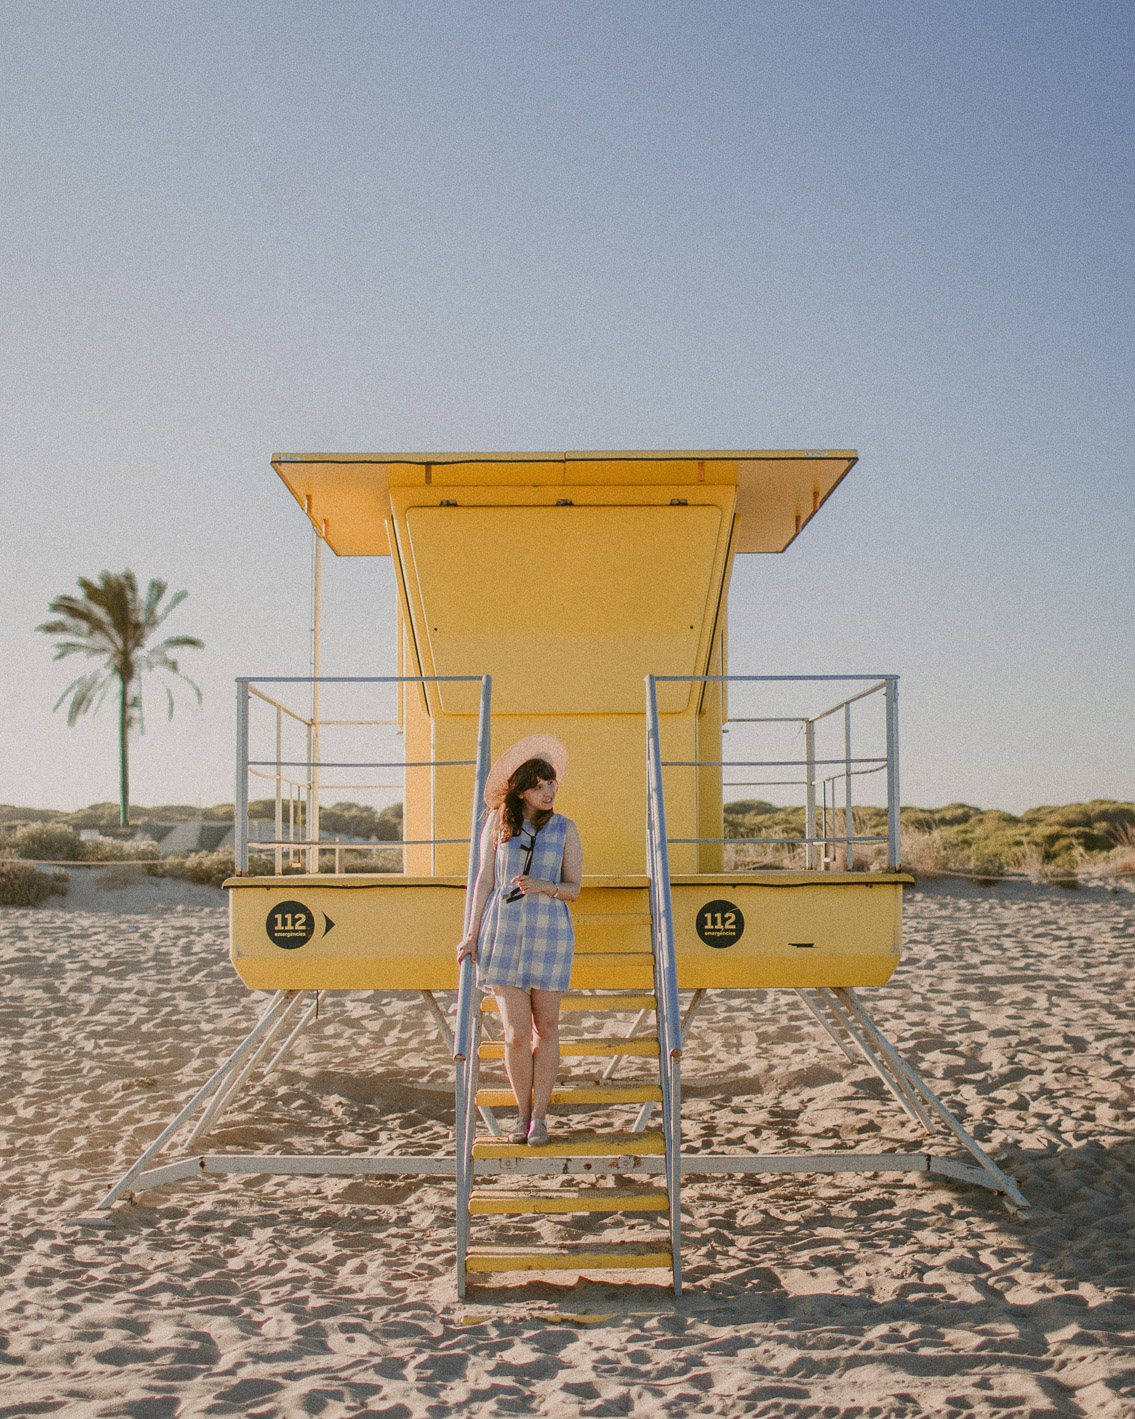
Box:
<box><xmin>530</xmin><ymin>990</ymin><xmax>562</xmax><ymax>1121</ymax></box>
<box><xmin>494</xmin><ymin>986</ymin><xmax>535</xmax><ymax>1120</ymax></box>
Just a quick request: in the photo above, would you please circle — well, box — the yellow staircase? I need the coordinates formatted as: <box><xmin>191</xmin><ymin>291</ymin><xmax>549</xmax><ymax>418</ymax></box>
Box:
<box><xmin>455</xmin><ymin>947</ymin><xmax>682</xmax><ymax>1294</ymax></box>
<box><xmin>452</xmin><ymin>684</ymin><xmax>685</xmax><ymax>1297</ymax></box>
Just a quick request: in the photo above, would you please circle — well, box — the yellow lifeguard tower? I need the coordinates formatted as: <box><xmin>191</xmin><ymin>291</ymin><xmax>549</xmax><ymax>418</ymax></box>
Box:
<box><xmin>100</xmin><ymin>450</ymin><xmax>1026</xmax><ymax>1293</ymax></box>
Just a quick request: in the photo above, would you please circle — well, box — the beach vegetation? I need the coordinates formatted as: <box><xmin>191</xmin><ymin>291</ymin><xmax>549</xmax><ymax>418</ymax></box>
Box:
<box><xmin>80</xmin><ymin>837</ymin><xmax>161</xmax><ymax>863</ymax></box>
<box><xmin>0</xmin><ymin>862</ymin><xmax>69</xmax><ymax>907</ymax></box>
<box><xmin>3</xmin><ymin>794</ymin><xmax>1132</xmax><ymax>886</ymax></box>
<box><xmin>60</xmin><ymin>802</ymin><xmax>232</xmax><ymax>828</ymax></box>
<box><xmin>723</xmin><ymin>798</ymin><xmax>1135</xmax><ymax>883</ymax></box>
<box><xmin>1</xmin><ymin>822</ymin><xmax>85</xmax><ymax>861</ymax></box>
<box><xmin>37</xmin><ymin>571</ymin><xmax>204</xmax><ymax>828</ymax></box>
<box><xmin>155</xmin><ymin>845</ymin><xmax>401</xmax><ymax>888</ymax></box>
<box><xmin>246</xmin><ymin>799</ymin><xmax>403</xmax><ymax>839</ymax></box>
<box><xmin>0</xmin><ymin>821</ymin><xmax>162</xmax><ymax>864</ymax></box>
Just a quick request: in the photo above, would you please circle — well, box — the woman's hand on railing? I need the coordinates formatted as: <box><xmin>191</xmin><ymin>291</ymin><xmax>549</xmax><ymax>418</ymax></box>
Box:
<box><xmin>456</xmin><ymin>937</ymin><xmax>477</xmax><ymax>963</ymax></box>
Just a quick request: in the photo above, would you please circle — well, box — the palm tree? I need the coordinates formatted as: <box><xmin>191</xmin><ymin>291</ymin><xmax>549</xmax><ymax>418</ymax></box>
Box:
<box><xmin>38</xmin><ymin>571</ymin><xmax>204</xmax><ymax>827</ymax></box>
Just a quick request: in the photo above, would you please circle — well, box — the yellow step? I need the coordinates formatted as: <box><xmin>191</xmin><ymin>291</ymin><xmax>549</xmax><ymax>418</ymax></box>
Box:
<box><xmin>572</xmin><ymin>939</ymin><xmax>653</xmax><ymax>954</ymax></box>
<box><xmin>572</xmin><ymin>913</ymin><xmax>652</xmax><ymax>927</ymax></box>
<box><xmin>473</xmin><ymin>1129</ymin><xmax>665</xmax><ymax>1159</ymax></box>
<box><xmin>469</xmin><ymin>1187</ymin><xmax>668</xmax><ymax>1215</ymax></box>
<box><xmin>475</xmin><ymin>1083</ymin><xmax>663</xmax><ymax>1108</ymax></box>
<box><xmin>482</xmin><ymin>993</ymin><xmax>655</xmax><ymax>1013</ymax></box>
<box><xmin>479</xmin><ymin>1038</ymin><xmax>659</xmax><ymax>1060</ymax></box>
<box><xmin>466</xmin><ymin>1244</ymin><xmax>672</xmax><ymax>1273</ymax></box>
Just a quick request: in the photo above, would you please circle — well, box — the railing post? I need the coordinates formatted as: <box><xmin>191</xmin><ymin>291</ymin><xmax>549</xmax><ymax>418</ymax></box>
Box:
<box><xmin>844</xmin><ymin>702</ymin><xmax>854</xmax><ymax>870</ymax></box>
<box><xmin>274</xmin><ymin>705</ymin><xmax>283</xmax><ymax>876</ymax></box>
<box><xmin>885</xmin><ymin>677</ymin><xmax>901</xmax><ymax>869</ymax></box>
<box><xmin>804</xmin><ymin>718</ymin><xmax>817</xmax><ymax>870</ymax></box>
<box><xmin>309</xmin><ymin>519</ymin><xmax>323</xmax><ymax>875</ymax></box>
<box><xmin>235</xmin><ymin>680</ymin><xmax>250</xmax><ymax>874</ymax></box>
<box><xmin>304</xmin><ymin>716</ymin><xmax>315</xmax><ymax>875</ymax></box>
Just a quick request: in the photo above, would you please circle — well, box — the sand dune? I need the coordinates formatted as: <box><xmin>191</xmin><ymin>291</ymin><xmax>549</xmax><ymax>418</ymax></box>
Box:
<box><xmin>2</xmin><ymin>876</ymin><xmax>1134</xmax><ymax>1415</ymax></box>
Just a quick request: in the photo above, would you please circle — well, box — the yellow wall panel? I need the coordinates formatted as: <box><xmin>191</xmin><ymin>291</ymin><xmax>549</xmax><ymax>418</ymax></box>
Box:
<box><xmin>401</xmin><ymin>503</ymin><xmax>723</xmax><ymax>716</ymax></box>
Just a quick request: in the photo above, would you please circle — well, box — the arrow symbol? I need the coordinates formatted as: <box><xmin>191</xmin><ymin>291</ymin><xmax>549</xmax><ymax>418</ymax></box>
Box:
<box><xmin>323</xmin><ymin>913</ymin><xmax>336</xmax><ymax>936</ymax></box>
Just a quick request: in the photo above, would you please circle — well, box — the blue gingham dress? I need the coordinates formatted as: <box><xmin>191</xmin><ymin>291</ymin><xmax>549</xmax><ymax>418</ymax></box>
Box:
<box><xmin>477</xmin><ymin>813</ymin><xmax>575</xmax><ymax>992</ymax></box>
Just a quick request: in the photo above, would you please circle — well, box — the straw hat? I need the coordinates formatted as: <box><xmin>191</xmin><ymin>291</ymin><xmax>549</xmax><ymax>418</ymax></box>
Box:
<box><xmin>484</xmin><ymin>735</ymin><xmax>568</xmax><ymax>810</ymax></box>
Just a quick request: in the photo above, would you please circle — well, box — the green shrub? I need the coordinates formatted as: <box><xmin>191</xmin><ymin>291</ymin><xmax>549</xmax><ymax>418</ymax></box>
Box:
<box><xmin>343</xmin><ymin>849</ymin><xmax>401</xmax><ymax>872</ymax></box>
<box><xmin>81</xmin><ymin>837</ymin><xmax>160</xmax><ymax>863</ymax></box>
<box><xmin>0</xmin><ymin>822</ymin><xmax>83</xmax><ymax>861</ymax></box>
<box><xmin>0</xmin><ymin>862</ymin><xmax>68</xmax><ymax>906</ymax></box>
<box><xmin>248</xmin><ymin>799</ymin><xmax>404</xmax><ymax>841</ymax></box>
<box><xmin>157</xmin><ymin>845</ymin><xmax>403</xmax><ymax>886</ymax></box>
<box><xmin>160</xmin><ymin>849</ymin><xmax>258</xmax><ymax>888</ymax></box>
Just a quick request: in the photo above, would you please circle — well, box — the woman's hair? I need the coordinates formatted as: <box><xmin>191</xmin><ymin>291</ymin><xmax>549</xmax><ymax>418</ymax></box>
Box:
<box><xmin>497</xmin><ymin>757</ymin><xmax>557</xmax><ymax>842</ymax></box>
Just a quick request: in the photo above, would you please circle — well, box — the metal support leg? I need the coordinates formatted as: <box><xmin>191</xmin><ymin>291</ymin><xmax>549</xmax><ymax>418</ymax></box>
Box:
<box><xmin>188</xmin><ymin>991</ymin><xmax>311</xmax><ymax>1145</ymax></box>
<box><xmin>680</xmin><ymin>989</ymin><xmax>707</xmax><ymax>1037</ymax></box>
<box><xmin>432</xmin><ymin>991</ymin><xmax>499</xmax><ymax>1134</ymax></box>
<box><xmin>631</xmin><ymin>992</ymin><xmax>705</xmax><ymax>1133</ymax></box>
<box><xmin>795</xmin><ymin>988</ymin><xmax>859</xmax><ymax>1064</ymax></box>
<box><xmin>818</xmin><ymin>988</ymin><xmax>937</xmax><ymax>1131</ymax></box>
<box><xmin>263</xmin><ymin>991</ymin><xmax>322</xmax><ymax>1075</ymax></box>
<box><xmin>836</xmin><ymin>989</ymin><xmax>1028</xmax><ymax>1208</ymax></box>
<box><xmin>421</xmin><ymin>990</ymin><xmax>455</xmax><ymax>1053</ymax></box>
<box><xmin>98</xmin><ymin>991</ymin><xmax>295</xmax><ymax>1208</ymax></box>
<box><xmin>600</xmin><ymin>1007</ymin><xmax>650</xmax><ymax>1081</ymax></box>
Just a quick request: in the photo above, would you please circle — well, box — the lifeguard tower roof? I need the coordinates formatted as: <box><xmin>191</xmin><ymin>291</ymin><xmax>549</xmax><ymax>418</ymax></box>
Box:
<box><xmin>270</xmin><ymin>450</ymin><xmax>857</xmax><ymax>557</ymax></box>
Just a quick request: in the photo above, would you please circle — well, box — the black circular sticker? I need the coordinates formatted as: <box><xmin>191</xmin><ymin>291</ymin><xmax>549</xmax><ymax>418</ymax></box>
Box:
<box><xmin>266</xmin><ymin>901</ymin><xmax>315</xmax><ymax>950</ymax></box>
<box><xmin>696</xmin><ymin>899</ymin><xmax>745</xmax><ymax>949</ymax></box>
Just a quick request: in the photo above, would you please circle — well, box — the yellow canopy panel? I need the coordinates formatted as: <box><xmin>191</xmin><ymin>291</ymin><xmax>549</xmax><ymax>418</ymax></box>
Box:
<box><xmin>270</xmin><ymin>450</ymin><xmax>857</xmax><ymax>557</ymax></box>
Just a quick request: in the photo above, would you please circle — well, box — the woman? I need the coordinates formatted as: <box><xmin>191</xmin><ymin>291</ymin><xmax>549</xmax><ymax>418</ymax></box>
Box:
<box><xmin>457</xmin><ymin>736</ymin><xmax>582</xmax><ymax>1147</ymax></box>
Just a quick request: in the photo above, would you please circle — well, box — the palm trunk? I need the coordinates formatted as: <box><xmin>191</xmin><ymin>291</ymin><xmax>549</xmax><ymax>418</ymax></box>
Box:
<box><xmin>119</xmin><ymin>675</ymin><xmax>130</xmax><ymax>827</ymax></box>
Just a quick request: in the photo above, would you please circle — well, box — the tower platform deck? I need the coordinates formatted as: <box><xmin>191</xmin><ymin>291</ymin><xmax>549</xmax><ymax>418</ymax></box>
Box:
<box><xmin>227</xmin><ymin>870</ymin><xmax>912</xmax><ymax>992</ymax></box>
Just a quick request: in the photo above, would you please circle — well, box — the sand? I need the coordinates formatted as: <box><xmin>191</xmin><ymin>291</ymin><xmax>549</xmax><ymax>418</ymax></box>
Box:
<box><xmin>2</xmin><ymin>873</ymin><xmax>1135</xmax><ymax>1416</ymax></box>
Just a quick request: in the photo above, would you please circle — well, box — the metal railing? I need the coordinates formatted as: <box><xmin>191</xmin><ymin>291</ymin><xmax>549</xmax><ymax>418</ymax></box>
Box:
<box><xmin>234</xmin><ymin>675</ymin><xmax>490</xmax><ymax>874</ymax></box>
<box><xmin>645</xmin><ymin>676</ymin><xmax>684</xmax><ymax>1294</ymax></box>
<box><xmin>654</xmin><ymin>674</ymin><xmax>900</xmax><ymax>871</ymax></box>
<box><xmin>453</xmin><ymin>679</ymin><xmax>494</xmax><ymax>1298</ymax></box>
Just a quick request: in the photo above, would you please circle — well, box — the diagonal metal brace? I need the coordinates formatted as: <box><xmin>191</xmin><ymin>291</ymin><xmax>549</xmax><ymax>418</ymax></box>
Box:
<box><xmin>835</xmin><ymin>988</ymin><xmax>1029</xmax><ymax>1209</ymax></box>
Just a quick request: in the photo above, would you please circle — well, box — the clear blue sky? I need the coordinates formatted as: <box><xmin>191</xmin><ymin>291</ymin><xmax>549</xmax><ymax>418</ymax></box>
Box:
<box><xmin>2</xmin><ymin>0</ymin><xmax>1132</xmax><ymax>814</ymax></box>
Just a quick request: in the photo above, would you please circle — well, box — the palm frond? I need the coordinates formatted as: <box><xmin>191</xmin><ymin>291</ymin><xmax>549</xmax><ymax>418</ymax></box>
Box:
<box><xmin>53</xmin><ymin>668</ymin><xmax>113</xmax><ymax>725</ymax></box>
<box><xmin>91</xmin><ymin>675</ymin><xmax>118</xmax><ymax>720</ymax></box>
<box><xmin>37</xmin><ymin>603</ymin><xmax>116</xmax><ymax>646</ymax></box>
<box><xmin>153</xmin><ymin>633</ymin><xmax>205</xmax><ymax>652</ymax></box>
<box><xmin>175</xmin><ymin>670</ymin><xmax>203</xmax><ymax>708</ymax></box>
<box><xmin>46</xmin><ymin>640</ymin><xmax>110</xmax><ymax>662</ymax></box>
<box><xmin>140</xmin><ymin>650</ymin><xmax>204</xmax><ymax>712</ymax></box>
<box><xmin>146</xmin><ymin>582</ymin><xmax>186</xmax><ymax>632</ymax></box>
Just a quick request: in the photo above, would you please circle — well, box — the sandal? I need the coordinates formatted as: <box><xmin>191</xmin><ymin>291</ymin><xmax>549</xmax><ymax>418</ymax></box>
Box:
<box><xmin>507</xmin><ymin>1117</ymin><xmax>531</xmax><ymax>1144</ymax></box>
<box><xmin>526</xmin><ymin>1118</ymin><xmax>550</xmax><ymax>1147</ymax></box>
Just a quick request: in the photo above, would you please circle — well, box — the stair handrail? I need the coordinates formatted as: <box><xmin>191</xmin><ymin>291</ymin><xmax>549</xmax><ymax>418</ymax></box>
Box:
<box><xmin>454</xmin><ymin>675</ymin><xmax>492</xmax><ymax>1296</ymax></box>
<box><xmin>645</xmin><ymin>674</ymin><xmax>683</xmax><ymax>1294</ymax></box>
<box><xmin>454</xmin><ymin>673</ymin><xmax>493</xmax><ymax>1065</ymax></box>
<box><xmin>645</xmin><ymin>676</ymin><xmax>684</xmax><ymax>1062</ymax></box>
